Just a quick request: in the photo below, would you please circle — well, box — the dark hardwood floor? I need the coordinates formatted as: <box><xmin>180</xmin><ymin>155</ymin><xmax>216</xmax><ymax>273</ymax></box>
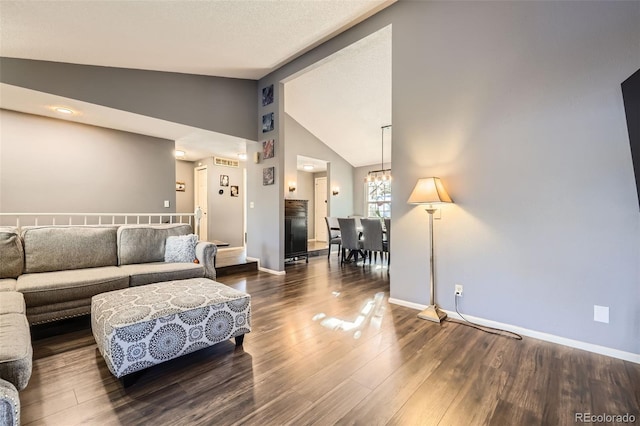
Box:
<box><xmin>23</xmin><ymin>257</ymin><xmax>639</xmax><ymax>425</ymax></box>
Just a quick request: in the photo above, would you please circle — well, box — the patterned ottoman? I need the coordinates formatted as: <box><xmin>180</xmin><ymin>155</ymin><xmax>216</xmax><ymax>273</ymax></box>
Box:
<box><xmin>91</xmin><ymin>277</ymin><xmax>251</xmax><ymax>379</ymax></box>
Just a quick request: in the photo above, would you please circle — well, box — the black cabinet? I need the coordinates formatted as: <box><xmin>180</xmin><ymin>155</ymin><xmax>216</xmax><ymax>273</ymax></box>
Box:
<box><xmin>285</xmin><ymin>199</ymin><xmax>308</xmax><ymax>263</ymax></box>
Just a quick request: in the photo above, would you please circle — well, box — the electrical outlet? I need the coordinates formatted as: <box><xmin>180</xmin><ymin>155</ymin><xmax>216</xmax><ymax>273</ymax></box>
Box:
<box><xmin>455</xmin><ymin>284</ymin><xmax>463</xmax><ymax>296</ymax></box>
<box><xmin>594</xmin><ymin>305</ymin><xmax>609</xmax><ymax>323</ymax></box>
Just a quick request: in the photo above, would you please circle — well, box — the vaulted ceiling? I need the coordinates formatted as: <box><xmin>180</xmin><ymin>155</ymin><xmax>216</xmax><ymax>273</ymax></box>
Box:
<box><xmin>0</xmin><ymin>0</ymin><xmax>394</xmax><ymax>166</ymax></box>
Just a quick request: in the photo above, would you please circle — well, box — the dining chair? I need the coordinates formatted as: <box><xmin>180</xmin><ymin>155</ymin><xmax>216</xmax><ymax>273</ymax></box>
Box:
<box><xmin>324</xmin><ymin>217</ymin><xmax>342</xmax><ymax>259</ymax></box>
<box><xmin>348</xmin><ymin>215</ymin><xmax>363</xmax><ymax>233</ymax></box>
<box><xmin>384</xmin><ymin>218</ymin><xmax>390</xmax><ymax>267</ymax></box>
<box><xmin>361</xmin><ymin>218</ymin><xmax>385</xmax><ymax>267</ymax></box>
<box><xmin>338</xmin><ymin>218</ymin><xmax>364</xmax><ymax>265</ymax></box>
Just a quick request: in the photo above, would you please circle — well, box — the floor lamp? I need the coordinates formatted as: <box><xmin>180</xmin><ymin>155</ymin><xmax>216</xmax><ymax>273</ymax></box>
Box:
<box><xmin>408</xmin><ymin>177</ymin><xmax>453</xmax><ymax>323</ymax></box>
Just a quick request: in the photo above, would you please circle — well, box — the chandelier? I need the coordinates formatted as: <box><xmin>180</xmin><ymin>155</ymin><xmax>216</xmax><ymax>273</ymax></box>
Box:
<box><xmin>366</xmin><ymin>125</ymin><xmax>392</xmax><ymax>182</ymax></box>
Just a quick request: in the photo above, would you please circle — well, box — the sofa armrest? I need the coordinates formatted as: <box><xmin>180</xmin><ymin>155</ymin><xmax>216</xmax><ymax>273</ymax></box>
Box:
<box><xmin>195</xmin><ymin>242</ymin><xmax>218</xmax><ymax>280</ymax></box>
<box><xmin>0</xmin><ymin>378</ymin><xmax>20</xmax><ymax>426</ymax></box>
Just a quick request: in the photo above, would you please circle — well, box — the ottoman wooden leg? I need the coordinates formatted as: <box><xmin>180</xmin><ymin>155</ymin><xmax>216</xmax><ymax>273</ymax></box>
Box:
<box><xmin>121</xmin><ymin>370</ymin><xmax>144</xmax><ymax>388</ymax></box>
<box><xmin>235</xmin><ymin>334</ymin><xmax>245</xmax><ymax>347</ymax></box>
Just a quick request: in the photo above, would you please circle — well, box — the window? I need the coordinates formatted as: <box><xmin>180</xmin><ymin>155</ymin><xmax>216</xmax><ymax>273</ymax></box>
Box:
<box><xmin>366</xmin><ymin>180</ymin><xmax>391</xmax><ymax>218</ymax></box>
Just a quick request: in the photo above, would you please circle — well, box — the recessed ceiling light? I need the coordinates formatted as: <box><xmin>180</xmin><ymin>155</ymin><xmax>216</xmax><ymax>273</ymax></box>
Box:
<box><xmin>303</xmin><ymin>164</ymin><xmax>314</xmax><ymax>171</ymax></box>
<box><xmin>238</xmin><ymin>153</ymin><xmax>247</xmax><ymax>160</ymax></box>
<box><xmin>54</xmin><ymin>107</ymin><xmax>74</xmax><ymax>115</ymax></box>
<box><xmin>175</xmin><ymin>150</ymin><xmax>186</xmax><ymax>158</ymax></box>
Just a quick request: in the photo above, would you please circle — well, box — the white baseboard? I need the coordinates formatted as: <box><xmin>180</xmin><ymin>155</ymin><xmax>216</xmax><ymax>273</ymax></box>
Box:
<box><xmin>389</xmin><ymin>298</ymin><xmax>640</xmax><ymax>364</ymax></box>
<box><xmin>246</xmin><ymin>257</ymin><xmax>286</xmax><ymax>276</ymax></box>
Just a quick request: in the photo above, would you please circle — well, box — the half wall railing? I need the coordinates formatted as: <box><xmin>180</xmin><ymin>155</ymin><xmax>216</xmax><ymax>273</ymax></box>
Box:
<box><xmin>0</xmin><ymin>212</ymin><xmax>201</xmax><ymax>231</ymax></box>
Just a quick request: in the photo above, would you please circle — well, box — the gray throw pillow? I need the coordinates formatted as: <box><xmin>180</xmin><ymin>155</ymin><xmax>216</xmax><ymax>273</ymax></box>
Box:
<box><xmin>164</xmin><ymin>234</ymin><xmax>198</xmax><ymax>263</ymax></box>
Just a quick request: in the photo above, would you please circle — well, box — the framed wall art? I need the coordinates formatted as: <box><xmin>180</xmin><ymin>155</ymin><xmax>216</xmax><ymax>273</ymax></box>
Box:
<box><xmin>263</xmin><ymin>167</ymin><xmax>275</xmax><ymax>185</ymax></box>
<box><xmin>262</xmin><ymin>84</ymin><xmax>274</xmax><ymax>106</ymax></box>
<box><xmin>230</xmin><ymin>185</ymin><xmax>239</xmax><ymax>197</ymax></box>
<box><xmin>262</xmin><ymin>139</ymin><xmax>275</xmax><ymax>159</ymax></box>
<box><xmin>262</xmin><ymin>112</ymin><xmax>274</xmax><ymax>133</ymax></box>
<box><xmin>220</xmin><ymin>175</ymin><xmax>229</xmax><ymax>187</ymax></box>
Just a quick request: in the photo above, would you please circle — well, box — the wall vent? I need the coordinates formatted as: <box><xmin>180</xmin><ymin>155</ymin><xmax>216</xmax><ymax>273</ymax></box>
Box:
<box><xmin>214</xmin><ymin>157</ymin><xmax>240</xmax><ymax>168</ymax></box>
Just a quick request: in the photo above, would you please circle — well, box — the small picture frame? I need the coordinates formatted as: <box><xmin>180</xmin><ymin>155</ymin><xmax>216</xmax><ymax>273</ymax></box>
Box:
<box><xmin>262</xmin><ymin>112</ymin><xmax>274</xmax><ymax>133</ymax></box>
<box><xmin>262</xmin><ymin>84</ymin><xmax>274</xmax><ymax>106</ymax></box>
<box><xmin>230</xmin><ymin>185</ymin><xmax>239</xmax><ymax>197</ymax></box>
<box><xmin>262</xmin><ymin>139</ymin><xmax>275</xmax><ymax>159</ymax></box>
<box><xmin>176</xmin><ymin>181</ymin><xmax>186</xmax><ymax>192</ymax></box>
<box><xmin>263</xmin><ymin>167</ymin><xmax>275</xmax><ymax>186</ymax></box>
<box><xmin>220</xmin><ymin>175</ymin><xmax>229</xmax><ymax>187</ymax></box>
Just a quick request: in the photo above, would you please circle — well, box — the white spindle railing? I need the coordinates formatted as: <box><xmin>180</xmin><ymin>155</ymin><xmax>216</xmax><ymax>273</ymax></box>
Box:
<box><xmin>0</xmin><ymin>213</ymin><xmax>199</xmax><ymax>230</ymax></box>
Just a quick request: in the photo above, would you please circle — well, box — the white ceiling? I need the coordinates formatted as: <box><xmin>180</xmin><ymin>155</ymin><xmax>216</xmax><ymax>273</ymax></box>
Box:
<box><xmin>0</xmin><ymin>1</ymin><xmax>393</xmax><ymax>166</ymax></box>
<box><xmin>285</xmin><ymin>25</ymin><xmax>392</xmax><ymax>168</ymax></box>
<box><xmin>297</xmin><ymin>155</ymin><xmax>328</xmax><ymax>172</ymax></box>
<box><xmin>0</xmin><ymin>0</ymin><xmax>391</xmax><ymax>80</ymax></box>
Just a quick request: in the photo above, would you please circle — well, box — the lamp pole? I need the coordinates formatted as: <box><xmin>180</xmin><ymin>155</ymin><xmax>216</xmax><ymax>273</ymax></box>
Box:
<box><xmin>417</xmin><ymin>207</ymin><xmax>447</xmax><ymax>323</ymax></box>
<box><xmin>407</xmin><ymin>177</ymin><xmax>452</xmax><ymax>323</ymax></box>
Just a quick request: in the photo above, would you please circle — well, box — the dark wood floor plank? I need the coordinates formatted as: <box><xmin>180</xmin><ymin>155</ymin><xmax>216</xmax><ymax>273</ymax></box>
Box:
<box><xmin>337</xmin><ymin>324</ymin><xmax>462</xmax><ymax>425</ymax></box>
<box><xmin>496</xmin><ymin>337</ymin><xmax>557</xmax><ymax>421</ymax></box>
<box><xmin>230</xmin><ymin>389</ymin><xmax>314</xmax><ymax>426</ymax></box>
<box><xmin>289</xmin><ymin>379</ymin><xmax>371</xmax><ymax>426</ymax></box>
<box><xmin>624</xmin><ymin>361</ymin><xmax>640</xmax><ymax>408</ymax></box>
<box><xmin>384</xmin><ymin>324</ymin><xmax>498</xmax><ymax>426</ymax></box>
<box><xmin>20</xmin><ymin>257</ymin><xmax>638</xmax><ymax>425</ymax></box>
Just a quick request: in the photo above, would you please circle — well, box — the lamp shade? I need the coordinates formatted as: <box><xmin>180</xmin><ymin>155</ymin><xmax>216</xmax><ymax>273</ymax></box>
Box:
<box><xmin>407</xmin><ymin>177</ymin><xmax>453</xmax><ymax>204</ymax></box>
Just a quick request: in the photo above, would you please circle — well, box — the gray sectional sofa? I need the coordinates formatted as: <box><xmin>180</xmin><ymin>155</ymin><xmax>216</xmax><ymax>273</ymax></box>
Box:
<box><xmin>0</xmin><ymin>223</ymin><xmax>218</xmax><ymax>425</ymax></box>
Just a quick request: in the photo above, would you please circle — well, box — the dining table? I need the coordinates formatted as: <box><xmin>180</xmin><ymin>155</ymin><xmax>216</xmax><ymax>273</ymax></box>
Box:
<box><xmin>332</xmin><ymin>218</ymin><xmax>388</xmax><ymax>263</ymax></box>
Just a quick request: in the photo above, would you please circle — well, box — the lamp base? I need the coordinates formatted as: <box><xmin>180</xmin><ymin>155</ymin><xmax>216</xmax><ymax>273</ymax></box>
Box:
<box><xmin>417</xmin><ymin>305</ymin><xmax>447</xmax><ymax>323</ymax></box>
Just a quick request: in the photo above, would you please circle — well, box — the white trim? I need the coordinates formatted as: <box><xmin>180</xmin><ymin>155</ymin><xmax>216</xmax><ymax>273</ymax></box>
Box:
<box><xmin>389</xmin><ymin>298</ymin><xmax>640</xmax><ymax>364</ymax></box>
<box><xmin>246</xmin><ymin>256</ymin><xmax>286</xmax><ymax>276</ymax></box>
<box><xmin>389</xmin><ymin>298</ymin><xmax>426</xmax><ymax>311</ymax></box>
<box><xmin>0</xmin><ymin>212</ymin><xmax>195</xmax><ymax>227</ymax></box>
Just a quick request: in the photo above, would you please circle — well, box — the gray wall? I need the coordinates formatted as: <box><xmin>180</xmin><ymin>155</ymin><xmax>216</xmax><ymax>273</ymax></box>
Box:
<box><xmin>246</xmin><ymin>80</ymin><xmax>283</xmax><ymax>270</ymax></box>
<box><xmin>257</xmin><ymin>1</ymin><xmax>640</xmax><ymax>355</ymax></box>
<box><xmin>284</xmin><ymin>114</ymin><xmax>354</xmax><ymax>217</ymax></box>
<box><xmin>0</xmin><ymin>58</ymin><xmax>257</xmax><ymax>141</ymax></box>
<box><xmin>194</xmin><ymin>157</ymin><xmax>245</xmax><ymax>248</ymax></box>
<box><xmin>175</xmin><ymin>159</ymin><xmax>195</xmax><ymax>214</ymax></box>
<box><xmin>0</xmin><ymin>109</ymin><xmax>176</xmax><ymax>214</ymax></box>
<box><xmin>390</xmin><ymin>1</ymin><xmax>639</xmax><ymax>354</ymax></box>
<box><xmin>249</xmin><ymin>12</ymin><xmax>386</xmax><ymax>271</ymax></box>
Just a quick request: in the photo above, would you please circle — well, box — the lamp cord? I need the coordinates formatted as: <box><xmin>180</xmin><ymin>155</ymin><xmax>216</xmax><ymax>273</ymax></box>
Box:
<box><xmin>447</xmin><ymin>296</ymin><xmax>523</xmax><ymax>340</ymax></box>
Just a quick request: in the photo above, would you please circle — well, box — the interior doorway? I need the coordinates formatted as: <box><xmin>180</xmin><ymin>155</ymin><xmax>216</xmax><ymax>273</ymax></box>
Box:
<box><xmin>194</xmin><ymin>166</ymin><xmax>208</xmax><ymax>241</ymax></box>
<box><xmin>315</xmin><ymin>176</ymin><xmax>327</xmax><ymax>242</ymax></box>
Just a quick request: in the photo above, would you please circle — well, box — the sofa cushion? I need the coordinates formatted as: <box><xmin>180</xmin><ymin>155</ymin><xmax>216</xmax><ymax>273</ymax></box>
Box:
<box><xmin>117</xmin><ymin>224</ymin><xmax>193</xmax><ymax>265</ymax></box>
<box><xmin>22</xmin><ymin>226</ymin><xmax>118</xmax><ymax>273</ymax></box>
<box><xmin>119</xmin><ymin>262</ymin><xmax>204</xmax><ymax>286</ymax></box>
<box><xmin>0</xmin><ymin>313</ymin><xmax>32</xmax><ymax>390</ymax></box>
<box><xmin>0</xmin><ymin>280</ymin><xmax>16</xmax><ymax>292</ymax></box>
<box><xmin>0</xmin><ymin>227</ymin><xmax>23</xmax><ymax>279</ymax></box>
<box><xmin>164</xmin><ymin>234</ymin><xmax>198</xmax><ymax>263</ymax></box>
<box><xmin>17</xmin><ymin>267</ymin><xmax>129</xmax><ymax>308</ymax></box>
<box><xmin>0</xmin><ymin>293</ymin><xmax>25</xmax><ymax>315</ymax></box>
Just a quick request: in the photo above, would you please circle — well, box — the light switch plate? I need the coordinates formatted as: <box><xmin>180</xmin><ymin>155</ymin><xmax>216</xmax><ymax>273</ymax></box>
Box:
<box><xmin>164</xmin><ymin>200</ymin><xmax>170</xmax><ymax>208</ymax></box>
